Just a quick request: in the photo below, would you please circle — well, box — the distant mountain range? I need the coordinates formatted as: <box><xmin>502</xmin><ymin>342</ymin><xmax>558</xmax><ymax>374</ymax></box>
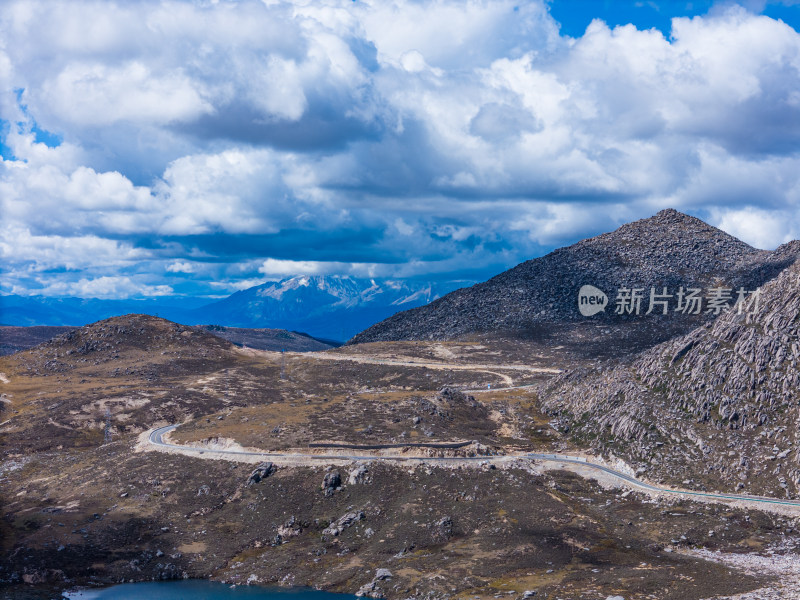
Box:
<box><xmin>0</xmin><ymin>276</ymin><xmax>469</xmax><ymax>341</ymax></box>
<box><xmin>8</xmin><ymin>209</ymin><xmax>798</xmax><ymax>350</ymax></box>
<box><xmin>0</xmin><ymin>295</ymin><xmax>210</xmax><ymax>330</ymax></box>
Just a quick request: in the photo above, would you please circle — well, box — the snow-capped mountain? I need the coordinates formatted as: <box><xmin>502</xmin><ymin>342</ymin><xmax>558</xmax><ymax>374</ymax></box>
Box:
<box><xmin>192</xmin><ymin>276</ymin><xmax>467</xmax><ymax>341</ymax></box>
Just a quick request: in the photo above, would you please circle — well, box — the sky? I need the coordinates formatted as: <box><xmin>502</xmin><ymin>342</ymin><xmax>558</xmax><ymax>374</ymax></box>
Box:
<box><xmin>1</xmin><ymin>0</ymin><xmax>800</xmax><ymax>300</ymax></box>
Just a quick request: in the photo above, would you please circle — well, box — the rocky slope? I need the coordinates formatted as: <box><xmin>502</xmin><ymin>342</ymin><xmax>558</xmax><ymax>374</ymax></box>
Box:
<box><xmin>16</xmin><ymin>314</ymin><xmax>232</xmax><ymax>375</ymax></box>
<box><xmin>0</xmin><ymin>314</ymin><xmax>238</xmax><ymax>454</ymax></box>
<box><xmin>540</xmin><ymin>257</ymin><xmax>800</xmax><ymax>497</ymax></box>
<box><xmin>0</xmin><ymin>324</ymin><xmax>336</xmax><ymax>357</ymax></box>
<box><xmin>351</xmin><ymin>210</ymin><xmax>799</xmax><ymax>358</ymax></box>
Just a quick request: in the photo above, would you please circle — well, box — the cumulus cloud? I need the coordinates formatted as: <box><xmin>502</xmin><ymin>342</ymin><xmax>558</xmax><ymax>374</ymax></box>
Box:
<box><xmin>258</xmin><ymin>258</ymin><xmax>385</xmax><ymax>278</ymax></box>
<box><xmin>707</xmin><ymin>206</ymin><xmax>800</xmax><ymax>249</ymax></box>
<box><xmin>36</xmin><ymin>276</ymin><xmax>173</xmax><ymax>299</ymax></box>
<box><xmin>208</xmin><ymin>278</ymin><xmax>269</xmax><ymax>292</ymax></box>
<box><xmin>166</xmin><ymin>261</ymin><xmax>194</xmax><ymax>274</ymax></box>
<box><xmin>1</xmin><ymin>0</ymin><xmax>799</xmax><ymax>298</ymax></box>
<box><xmin>0</xmin><ymin>227</ymin><xmax>148</xmax><ymax>273</ymax></box>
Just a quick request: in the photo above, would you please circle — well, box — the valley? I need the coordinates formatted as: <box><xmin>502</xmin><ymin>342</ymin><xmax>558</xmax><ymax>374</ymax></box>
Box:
<box><xmin>1</xmin><ymin>316</ymin><xmax>798</xmax><ymax>600</ymax></box>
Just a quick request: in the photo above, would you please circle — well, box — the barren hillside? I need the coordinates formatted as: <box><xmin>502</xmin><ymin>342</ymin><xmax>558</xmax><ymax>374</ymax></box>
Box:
<box><xmin>541</xmin><ymin>258</ymin><xmax>800</xmax><ymax>497</ymax></box>
<box><xmin>352</xmin><ymin>210</ymin><xmax>799</xmax><ymax>359</ymax></box>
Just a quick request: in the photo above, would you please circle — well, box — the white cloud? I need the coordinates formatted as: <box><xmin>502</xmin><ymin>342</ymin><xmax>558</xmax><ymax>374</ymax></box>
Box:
<box><xmin>36</xmin><ymin>276</ymin><xmax>173</xmax><ymax>299</ymax></box>
<box><xmin>166</xmin><ymin>261</ymin><xmax>195</xmax><ymax>273</ymax></box>
<box><xmin>41</xmin><ymin>61</ymin><xmax>213</xmax><ymax>126</ymax></box>
<box><xmin>1</xmin><ymin>1</ymin><xmax>799</xmax><ymax>298</ymax></box>
<box><xmin>0</xmin><ymin>227</ymin><xmax>148</xmax><ymax>272</ymax></box>
<box><xmin>259</xmin><ymin>258</ymin><xmax>328</xmax><ymax>277</ymax></box>
<box><xmin>247</xmin><ymin>56</ymin><xmax>308</xmax><ymax>121</ymax></box>
<box><xmin>208</xmin><ymin>278</ymin><xmax>268</xmax><ymax>291</ymax></box>
<box><xmin>359</xmin><ymin>0</ymin><xmax>559</xmax><ymax>69</ymax></box>
<box><xmin>709</xmin><ymin>206</ymin><xmax>800</xmax><ymax>249</ymax></box>
<box><xmin>258</xmin><ymin>258</ymin><xmax>402</xmax><ymax>279</ymax></box>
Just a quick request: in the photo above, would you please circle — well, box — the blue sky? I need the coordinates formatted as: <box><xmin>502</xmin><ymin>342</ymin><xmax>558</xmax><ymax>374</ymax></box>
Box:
<box><xmin>1</xmin><ymin>0</ymin><xmax>800</xmax><ymax>299</ymax></box>
<box><xmin>551</xmin><ymin>0</ymin><xmax>800</xmax><ymax>38</ymax></box>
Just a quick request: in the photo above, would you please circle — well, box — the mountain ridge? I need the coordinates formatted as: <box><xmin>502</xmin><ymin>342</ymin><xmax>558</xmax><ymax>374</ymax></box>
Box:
<box><xmin>191</xmin><ymin>275</ymin><xmax>467</xmax><ymax>340</ymax></box>
<box><xmin>350</xmin><ymin>209</ymin><xmax>800</xmax><ymax>357</ymax></box>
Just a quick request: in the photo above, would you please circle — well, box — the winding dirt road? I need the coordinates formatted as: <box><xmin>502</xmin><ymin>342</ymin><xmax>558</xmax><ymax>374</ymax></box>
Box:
<box><xmin>291</xmin><ymin>351</ymin><xmax>561</xmax><ymax>388</ymax></box>
<box><xmin>144</xmin><ymin>424</ymin><xmax>800</xmax><ymax>514</ymax></box>
<box><xmin>142</xmin><ymin>352</ymin><xmax>800</xmax><ymax>515</ymax></box>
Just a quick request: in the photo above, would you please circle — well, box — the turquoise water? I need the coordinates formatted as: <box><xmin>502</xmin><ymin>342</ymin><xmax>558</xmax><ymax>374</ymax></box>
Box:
<box><xmin>62</xmin><ymin>581</ymin><xmax>357</xmax><ymax>600</ymax></box>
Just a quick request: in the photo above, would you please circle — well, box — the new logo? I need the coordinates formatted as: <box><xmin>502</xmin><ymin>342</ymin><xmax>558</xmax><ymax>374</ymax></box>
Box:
<box><xmin>578</xmin><ymin>284</ymin><xmax>608</xmax><ymax>316</ymax></box>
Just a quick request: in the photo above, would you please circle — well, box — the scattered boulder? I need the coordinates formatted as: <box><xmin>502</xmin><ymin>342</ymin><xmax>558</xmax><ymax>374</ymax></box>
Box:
<box><xmin>348</xmin><ymin>464</ymin><xmax>371</xmax><ymax>485</ymax></box>
<box><xmin>246</xmin><ymin>462</ymin><xmax>276</xmax><ymax>486</ymax></box>
<box><xmin>322</xmin><ymin>510</ymin><xmax>365</xmax><ymax>538</ymax></box>
<box><xmin>430</xmin><ymin>515</ymin><xmax>454</xmax><ymax>542</ymax></box>
<box><xmin>356</xmin><ymin>568</ymin><xmax>392</xmax><ymax>598</ymax></box>
<box><xmin>322</xmin><ymin>470</ymin><xmax>342</xmax><ymax>496</ymax></box>
<box><xmin>273</xmin><ymin>516</ymin><xmax>302</xmax><ymax>546</ymax></box>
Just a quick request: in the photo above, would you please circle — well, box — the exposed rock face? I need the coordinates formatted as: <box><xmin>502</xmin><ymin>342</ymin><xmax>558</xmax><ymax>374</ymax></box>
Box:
<box><xmin>351</xmin><ymin>210</ymin><xmax>799</xmax><ymax>357</ymax></box>
<box><xmin>542</xmin><ymin>258</ymin><xmax>800</xmax><ymax>496</ymax></box>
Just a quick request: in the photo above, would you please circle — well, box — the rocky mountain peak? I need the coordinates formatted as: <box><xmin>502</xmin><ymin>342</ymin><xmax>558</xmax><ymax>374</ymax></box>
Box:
<box><xmin>631</xmin><ymin>208</ymin><xmax>711</xmax><ymax>230</ymax></box>
<box><xmin>351</xmin><ymin>209</ymin><xmax>794</xmax><ymax>352</ymax></box>
<box><xmin>572</xmin><ymin>208</ymin><xmax>757</xmax><ymax>275</ymax></box>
